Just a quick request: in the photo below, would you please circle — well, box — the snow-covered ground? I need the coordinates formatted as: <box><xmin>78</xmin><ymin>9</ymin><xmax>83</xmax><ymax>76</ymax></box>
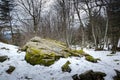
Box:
<box><xmin>0</xmin><ymin>42</ymin><xmax>120</xmax><ymax>80</ymax></box>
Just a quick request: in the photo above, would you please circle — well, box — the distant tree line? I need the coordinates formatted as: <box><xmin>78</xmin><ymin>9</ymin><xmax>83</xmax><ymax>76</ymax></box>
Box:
<box><xmin>0</xmin><ymin>0</ymin><xmax>120</xmax><ymax>53</ymax></box>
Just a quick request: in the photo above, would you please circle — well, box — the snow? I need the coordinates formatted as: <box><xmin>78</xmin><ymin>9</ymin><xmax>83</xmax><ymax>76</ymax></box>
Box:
<box><xmin>0</xmin><ymin>42</ymin><xmax>120</xmax><ymax>80</ymax></box>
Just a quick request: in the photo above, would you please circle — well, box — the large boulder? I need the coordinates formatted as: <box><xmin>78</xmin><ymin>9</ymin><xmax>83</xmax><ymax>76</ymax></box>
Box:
<box><xmin>22</xmin><ymin>37</ymin><xmax>74</xmax><ymax>66</ymax></box>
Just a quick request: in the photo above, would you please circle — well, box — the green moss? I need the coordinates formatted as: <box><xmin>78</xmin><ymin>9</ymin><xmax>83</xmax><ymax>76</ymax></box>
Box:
<box><xmin>61</xmin><ymin>61</ymin><xmax>71</xmax><ymax>72</ymax></box>
<box><xmin>71</xmin><ymin>49</ymin><xmax>90</xmax><ymax>57</ymax></box>
<box><xmin>55</xmin><ymin>54</ymin><xmax>64</xmax><ymax>60</ymax></box>
<box><xmin>75</xmin><ymin>50</ymin><xmax>84</xmax><ymax>54</ymax></box>
<box><xmin>25</xmin><ymin>52</ymin><xmax>55</xmax><ymax>66</ymax></box>
<box><xmin>85</xmin><ymin>55</ymin><xmax>99</xmax><ymax>63</ymax></box>
<box><xmin>63</xmin><ymin>49</ymin><xmax>91</xmax><ymax>57</ymax></box>
<box><xmin>27</xmin><ymin>47</ymin><xmax>42</xmax><ymax>54</ymax></box>
<box><xmin>25</xmin><ymin>47</ymin><xmax>58</xmax><ymax>66</ymax></box>
<box><xmin>64</xmin><ymin>49</ymin><xmax>80</xmax><ymax>57</ymax></box>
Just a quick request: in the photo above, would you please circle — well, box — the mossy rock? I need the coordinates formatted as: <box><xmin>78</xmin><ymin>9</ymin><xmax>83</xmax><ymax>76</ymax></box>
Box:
<box><xmin>23</xmin><ymin>37</ymin><xmax>96</xmax><ymax>66</ymax></box>
<box><xmin>0</xmin><ymin>56</ymin><xmax>8</xmax><ymax>62</ymax></box>
<box><xmin>73</xmin><ymin>49</ymin><xmax>84</xmax><ymax>54</ymax></box>
<box><xmin>79</xmin><ymin>70</ymin><xmax>106</xmax><ymax>80</ymax></box>
<box><xmin>72</xmin><ymin>49</ymin><xmax>90</xmax><ymax>57</ymax></box>
<box><xmin>61</xmin><ymin>61</ymin><xmax>71</xmax><ymax>73</ymax></box>
<box><xmin>64</xmin><ymin>49</ymin><xmax>88</xmax><ymax>57</ymax></box>
<box><xmin>6</xmin><ymin>66</ymin><xmax>15</xmax><ymax>74</ymax></box>
<box><xmin>85</xmin><ymin>55</ymin><xmax>100</xmax><ymax>63</ymax></box>
<box><xmin>72</xmin><ymin>70</ymin><xmax>106</xmax><ymax>80</ymax></box>
<box><xmin>23</xmin><ymin>37</ymin><xmax>74</xmax><ymax>66</ymax></box>
<box><xmin>25</xmin><ymin>47</ymin><xmax>59</xmax><ymax>66</ymax></box>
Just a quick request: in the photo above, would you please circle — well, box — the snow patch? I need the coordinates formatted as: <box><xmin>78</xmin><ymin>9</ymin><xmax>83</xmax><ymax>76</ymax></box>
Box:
<box><xmin>0</xmin><ymin>42</ymin><xmax>120</xmax><ymax>80</ymax></box>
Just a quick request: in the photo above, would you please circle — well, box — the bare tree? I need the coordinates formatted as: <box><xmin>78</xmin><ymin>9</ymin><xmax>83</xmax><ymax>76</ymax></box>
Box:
<box><xmin>53</xmin><ymin>0</ymin><xmax>73</xmax><ymax>47</ymax></box>
<box><xmin>79</xmin><ymin>0</ymin><xmax>103</xmax><ymax>49</ymax></box>
<box><xmin>18</xmin><ymin>0</ymin><xmax>45</xmax><ymax>35</ymax></box>
<box><xmin>73</xmin><ymin>0</ymin><xmax>86</xmax><ymax>47</ymax></box>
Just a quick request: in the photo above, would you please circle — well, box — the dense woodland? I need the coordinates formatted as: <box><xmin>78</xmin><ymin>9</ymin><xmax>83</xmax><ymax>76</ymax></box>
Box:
<box><xmin>0</xmin><ymin>0</ymin><xmax>120</xmax><ymax>53</ymax></box>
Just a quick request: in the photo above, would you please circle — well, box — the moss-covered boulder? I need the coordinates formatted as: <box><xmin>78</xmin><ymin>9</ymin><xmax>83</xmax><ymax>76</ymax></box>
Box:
<box><xmin>22</xmin><ymin>37</ymin><xmax>73</xmax><ymax>66</ymax></box>
<box><xmin>22</xmin><ymin>37</ymin><xmax>97</xmax><ymax>66</ymax></box>
<box><xmin>61</xmin><ymin>61</ymin><xmax>71</xmax><ymax>73</ymax></box>
<box><xmin>72</xmin><ymin>70</ymin><xmax>106</xmax><ymax>80</ymax></box>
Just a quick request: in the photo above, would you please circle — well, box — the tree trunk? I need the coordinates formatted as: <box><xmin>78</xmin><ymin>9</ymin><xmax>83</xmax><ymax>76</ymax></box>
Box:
<box><xmin>33</xmin><ymin>17</ymin><xmax>38</xmax><ymax>36</ymax></box>
<box><xmin>91</xmin><ymin>20</ymin><xmax>97</xmax><ymax>49</ymax></box>
<box><xmin>104</xmin><ymin>14</ymin><xmax>109</xmax><ymax>49</ymax></box>
<box><xmin>73</xmin><ymin>1</ymin><xmax>85</xmax><ymax>47</ymax></box>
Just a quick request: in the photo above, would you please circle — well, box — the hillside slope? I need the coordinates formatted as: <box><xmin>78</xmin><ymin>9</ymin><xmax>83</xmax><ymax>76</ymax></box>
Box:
<box><xmin>0</xmin><ymin>42</ymin><xmax>120</xmax><ymax>80</ymax></box>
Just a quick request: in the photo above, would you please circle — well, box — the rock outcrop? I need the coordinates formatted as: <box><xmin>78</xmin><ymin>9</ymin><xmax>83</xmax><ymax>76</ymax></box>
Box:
<box><xmin>22</xmin><ymin>37</ymin><xmax>73</xmax><ymax>66</ymax></box>
<box><xmin>22</xmin><ymin>37</ymin><xmax>98</xmax><ymax>66</ymax></box>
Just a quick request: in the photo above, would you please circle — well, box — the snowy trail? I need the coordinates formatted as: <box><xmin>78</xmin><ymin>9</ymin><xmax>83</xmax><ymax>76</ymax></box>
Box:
<box><xmin>0</xmin><ymin>42</ymin><xmax>120</xmax><ymax>80</ymax></box>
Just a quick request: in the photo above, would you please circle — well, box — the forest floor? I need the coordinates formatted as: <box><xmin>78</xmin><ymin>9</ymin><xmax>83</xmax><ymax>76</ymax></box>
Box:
<box><xmin>0</xmin><ymin>42</ymin><xmax>120</xmax><ymax>80</ymax></box>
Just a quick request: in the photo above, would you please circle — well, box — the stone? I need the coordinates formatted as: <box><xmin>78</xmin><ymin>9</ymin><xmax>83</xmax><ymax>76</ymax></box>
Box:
<box><xmin>6</xmin><ymin>66</ymin><xmax>15</xmax><ymax>74</ymax></box>
<box><xmin>61</xmin><ymin>61</ymin><xmax>71</xmax><ymax>73</ymax></box>
<box><xmin>72</xmin><ymin>74</ymin><xmax>80</xmax><ymax>80</ymax></box>
<box><xmin>72</xmin><ymin>70</ymin><xmax>106</xmax><ymax>80</ymax></box>
<box><xmin>0</xmin><ymin>56</ymin><xmax>8</xmax><ymax>62</ymax></box>
<box><xmin>113</xmin><ymin>69</ymin><xmax>120</xmax><ymax>80</ymax></box>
